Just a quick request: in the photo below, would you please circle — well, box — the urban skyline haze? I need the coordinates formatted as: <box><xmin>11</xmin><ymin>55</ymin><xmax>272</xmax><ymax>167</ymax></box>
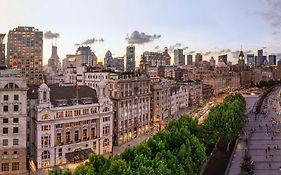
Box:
<box><xmin>1</xmin><ymin>0</ymin><xmax>281</xmax><ymax>65</ymax></box>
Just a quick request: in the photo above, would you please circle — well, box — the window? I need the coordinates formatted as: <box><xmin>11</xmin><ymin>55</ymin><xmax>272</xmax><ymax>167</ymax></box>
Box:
<box><xmin>42</xmin><ymin>151</ymin><xmax>50</xmax><ymax>160</ymax></box>
<box><xmin>74</xmin><ymin>130</ymin><xmax>79</xmax><ymax>142</ymax></box>
<box><xmin>3</xmin><ymin>118</ymin><xmax>8</xmax><ymax>123</ymax></box>
<box><xmin>2</xmin><ymin>139</ymin><xmax>8</xmax><ymax>146</ymax></box>
<box><xmin>103</xmin><ymin>117</ymin><xmax>110</xmax><ymax>122</ymax></box>
<box><xmin>58</xmin><ymin>148</ymin><xmax>62</xmax><ymax>157</ymax></box>
<box><xmin>91</xmin><ymin>128</ymin><xmax>96</xmax><ymax>139</ymax></box>
<box><xmin>13</xmin><ymin>118</ymin><xmax>18</xmax><ymax>123</ymax></box>
<box><xmin>14</xmin><ymin>95</ymin><xmax>19</xmax><ymax>101</ymax></box>
<box><xmin>56</xmin><ymin>112</ymin><xmax>63</xmax><ymax>118</ymax></box>
<box><xmin>3</xmin><ymin>95</ymin><xmax>8</xmax><ymax>101</ymax></box>
<box><xmin>41</xmin><ymin>125</ymin><xmax>50</xmax><ymax>131</ymax></box>
<box><xmin>42</xmin><ymin>114</ymin><xmax>50</xmax><ymax>120</ymax></box>
<box><xmin>13</xmin><ymin>151</ymin><xmax>18</xmax><ymax>159</ymax></box>
<box><xmin>66</xmin><ymin>131</ymin><xmax>71</xmax><ymax>143</ymax></box>
<box><xmin>103</xmin><ymin>126</ymin><xmax>110</xmax><ymax>136</ymax></box>
<box><xmin>83</xmin><ymin>129</ymin><xmax>87</xmax><ymax>141</ymax></box>
<box><xmin>41</xmin><ymin>136</ymin><xmax>50</xmax><ymax>147</ymax></box>
<box><xmin>12</xmin><ymin>162</ymin><xmax>19</xmax><ymax>171</ymax></box>
<box><xmin>3</xmin><ymin>105</ymin><xmax>8</xmax><ymax>112</ymax></box>
<box><xmin>2</xmin><ymin>152</ymin><xmax>8</xmax><ymax>159</ymax></box>
<box><xmin>56</xmin><ymin>133</ymin><xmax>61</xmax><ymax>145</ymax></box>
<box><xmin>14</xmin><ymin>105</ymin><xmax>19</xmax><ymax>112</ymax></box>
<box><xmin>1</xmin><ymin>163</ymin><xmax>9</xmax><ymax>172</ymax></box>
<box><xmin>3</xmin><ymin>128</ymin><xmax>8</xmax><ymax>134</ymax></box>
<box><xmin>13</xmin><ymin>127</ymin><xmax>18</xmax><ymax>134</ymax></box>
<box><xmin>13</xmin><ymin>139</ymin><xmax>19</xmax><ymax>146</ymax></box>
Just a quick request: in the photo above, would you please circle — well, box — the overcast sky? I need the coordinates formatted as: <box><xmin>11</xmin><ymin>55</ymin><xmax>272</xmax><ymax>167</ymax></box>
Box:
<box><xmin>1</xmin><ymin>0</ymin><xmax>281</xmax><ymax>65</ymax></box>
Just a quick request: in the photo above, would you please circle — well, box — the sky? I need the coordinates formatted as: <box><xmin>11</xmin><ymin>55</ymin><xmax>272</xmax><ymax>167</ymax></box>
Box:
<box><xmin>1</xmin><ymin>0</ymin><xmax>281</xmax><ymax>65</ymax></box>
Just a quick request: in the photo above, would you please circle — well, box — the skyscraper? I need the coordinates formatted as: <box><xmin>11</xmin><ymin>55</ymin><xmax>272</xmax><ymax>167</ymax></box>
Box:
<box><xmin>186</xmin><ymin>54</ymin><xmax>193</xmax><ymax>65</ymax></box>
<box><xmin>256</xmin><ymin>49</ymin><xmax>266</xmax><ymax>67</ymax></box>
<box><xmin>126</xmin><ymin>45</ymin><xmax>135</xmax><ymax>72</ymax></box>
<box><xmin>195</xmin><ymin>53</ymin><xmax>203</xmax><ymax>67</ymax></box>
<box><xmin>218</xmin><ymin>54</ymin><xmax>227</xmax><ymax>65</ymax></box>
<box><xmin>104</xmin><ymin>50</ymin><xmax>113</xmax><ymax>67</ymax></box>
<box><xmin>268</xmin><ymin>55</ymin><xmax>277</xmax><ymax>66</ymax></box>
<box><xmin>0</xmin><ymin>34</ymin><xmax>5</xmax><ymax>67</ymax></box>
<box><xmin>7</xmin><ymin>26</ymin><xmax>43</xmax><ymax>85</ymax></box>
<box><xmin>174</xmin><ymin>49</ymin><xmax>185</xmax><ymax>66</ymax></box>
<box><xmin>247</xmin><ymin>54</ymin><xmax>255</xmax><ymax>67</ymax></box>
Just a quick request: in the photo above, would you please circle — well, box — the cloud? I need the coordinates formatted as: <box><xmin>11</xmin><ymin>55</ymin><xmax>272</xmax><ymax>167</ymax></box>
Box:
<box><xmin>255</xmin><ymin>0</ymin><xmax>281</xmax><ymax>30</ymax></box>
<box><xmin>203</xmin><ymin>51</ymin><xmax>212</xmax><ymax>56</ymax></box>
<box><xmin>75</xmin><ymin>37</ymin><xmax>104</xmax><ymax>46</ymax></box>
<box><xmin>168</xmin><ymin>43</ymin><xmax>182</xmax><ymax>53</ymax></box>
<box><xmin>182</xmin><ymin>46</ymin><xmax>189</xmax><ymax>50</ymax></box>
<box><xmin>215</xmin><ymin>49</ymin><xmax>232</xmax><ymax>54</ymax></box>
<box><xmin>273</xmin><ymin>31</ymin><xmax>280</xmax><ymax>35</ymax></box>
<box><xmin>154</xmin><ymin>45</ymin><xmax>160</xmax><ymax>50</ymax></box>
<box><xmin>167</xmin><ymin>43</ymin><xmax>189</xmax><ymax>53</ymax></box>
<box><xmin>44</xmin><ymin>31</ymin><xmax>60</xmax><ymax>39</ymax></box>
<box><xmin>244</xmin><ymin>50</ymin><xmax>253</xmax><ymax>55</ymax></box>
<box><xmin>188</xmin><ymin>51</ymin><xmax>196</xmax><ymax>54</ymax></box>
<box><xmin>261</xmin><ymin>46</ymin><xmax>267</xmax><ymax>49</ymax></box>
<box><xmin>231</xmin><ymin>50</ymin><xmax>240</xmax><ymax>58</ymax></box>
<box><xmin>126</xmin><ymin>30</ymin><xmax>161</xmax><ymax>44</ymax></box>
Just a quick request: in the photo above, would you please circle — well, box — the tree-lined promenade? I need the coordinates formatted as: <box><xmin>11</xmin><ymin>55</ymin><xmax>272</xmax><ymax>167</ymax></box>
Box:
<box><xmin>49</xmin><ymin>93</ymin><xmax>246</xmax><ymax>175</ymax></box>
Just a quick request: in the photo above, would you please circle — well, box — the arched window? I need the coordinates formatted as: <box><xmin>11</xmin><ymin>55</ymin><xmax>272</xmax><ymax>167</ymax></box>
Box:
<box><xmin>42</xmin><ymin>151</ymin><xmax>50</xmax><ymax>160</ymax></box>
<box><xmin>42</xmin><ymin>114</ymin><xmax>50</xmax><ymax>120</ymax></box>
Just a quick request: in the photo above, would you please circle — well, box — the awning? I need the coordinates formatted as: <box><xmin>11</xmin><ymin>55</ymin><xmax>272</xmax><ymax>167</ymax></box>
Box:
<box><xmin>65</xmin><ymin>148</ymin><xmax>93</xmax><ymax>163</ymax></box>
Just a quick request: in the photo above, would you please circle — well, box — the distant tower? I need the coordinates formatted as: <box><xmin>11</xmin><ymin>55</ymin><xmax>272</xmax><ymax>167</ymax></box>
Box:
<box><xmin>48</xmin><ymin>45</ymin><xmax>61</xmax><ymax>72</ymax></box>
<box><xmin>174</xmin><ymin>49</ymin><xmax>185</xmax><ymax>66</ymax></box>
<box><xmin>163</xmin><ymin>47</ymin><xmax>171</xmax><ymax>65</ymax></box>
<box><xmin>139</xmin><ymin>54</ymin><xmax>148</xmax><ymax>74</ymax></box>
<box><xmin>104</xmin><ymin>50</ymin><xmax>113</xmax><ymax>67</ymax></box>
<box><xmin>126</xmin><ymin>45</ymin><xmax>135</xmax><ymax>72</ymax></box>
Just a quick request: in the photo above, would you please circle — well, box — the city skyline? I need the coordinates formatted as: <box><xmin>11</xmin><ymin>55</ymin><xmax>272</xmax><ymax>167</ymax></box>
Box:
<box><xmin>1</xmin><ymin>0</ymin><xmax>281</xmax><ymax>65</ymax></box>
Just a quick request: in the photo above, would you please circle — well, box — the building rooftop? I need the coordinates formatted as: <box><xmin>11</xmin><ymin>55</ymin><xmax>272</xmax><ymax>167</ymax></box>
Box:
<box><xmin>27</xmin><ymin>85</ymin><xmax>98</xmax><ymax>107</ymax></box>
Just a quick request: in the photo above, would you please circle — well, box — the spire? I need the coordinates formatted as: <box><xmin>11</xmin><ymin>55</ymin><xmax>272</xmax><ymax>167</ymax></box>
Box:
<box><xmin>239</xmin><ymin>45</ymin><xmax>244</xmax><ymax>60</ymax></box>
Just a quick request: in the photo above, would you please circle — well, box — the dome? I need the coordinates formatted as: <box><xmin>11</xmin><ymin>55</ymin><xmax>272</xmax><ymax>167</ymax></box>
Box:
<box><xmin>216</xmin><ymin>61</ymin><xmax>228</xmax><ymax>68</ymax></box>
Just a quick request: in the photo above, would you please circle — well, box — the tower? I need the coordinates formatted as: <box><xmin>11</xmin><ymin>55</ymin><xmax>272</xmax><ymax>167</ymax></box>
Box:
<box><xmin>0</xmin><ymin>34</ymin><xmax>5</xmax><ymax>67</ymax></box>
<box><xmin>126</xmin><ymin>45</ymin><xmax>135</xmax><ymax>72</ymax></box>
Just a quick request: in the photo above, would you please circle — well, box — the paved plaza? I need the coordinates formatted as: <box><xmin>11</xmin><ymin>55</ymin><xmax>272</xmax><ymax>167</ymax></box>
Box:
<box><xmin>227</xmin><ymin>88</ymin><xmax>281</xmax><ymax>175</ymax></box>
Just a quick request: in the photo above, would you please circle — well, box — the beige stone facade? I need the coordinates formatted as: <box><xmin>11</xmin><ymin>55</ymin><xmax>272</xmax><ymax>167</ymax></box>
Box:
<box><xmin>0</xmin><ymin>69</ymin><xmax>28</xmax><ymax>175</ymax></box>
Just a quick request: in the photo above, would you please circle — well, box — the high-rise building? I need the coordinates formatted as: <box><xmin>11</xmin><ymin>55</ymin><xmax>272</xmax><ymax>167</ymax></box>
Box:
<box><xmin>47</xmin><ymin>45</ymin><xmax>61</xmax><ymax>72</ymax></box>
<box><xmin>104</xmin><ymin>50</ymin><xmax>113</xmax><ymax>67</ymax></box>
<box><xmin>209</xmin><ymin>57</ymin><xmax>216</xmax><ymax>68</ymax></box>
<box><xmin>0</xmin><ymin>34</ymin><xmax>5</xmax><ymax>67</ymax></box>
<box><xmin>112</xmin><ymin>57</ymin><xmax>125</xmax><ymax>72</ymax></box>
<box><xmin>143</xmin><ymin>51</ymin><xmax>166</xmax><ymax>67</ymax></box>
<box><xmin>126</xmin><ymin>45</ymin><xmax>135</xmax><ymax>72</ymax></box>
<box><xmin>218</xmin><ymin>54</ymin><xmax>227</xmax><ymax>65</ymax></box>
<box><xmin>268</xmin><ymin>55</ymin><xmax>277</xmax><ymax>66</ymax></box>
<box><xmin>186</xmin><ymin>54</ymin><xmax>193</xmax><ymax>65</ymax></box>
<box><xmin>195</xmin><ymin>53</ymin><xmax>203</xmax><ymax>67</ymax></box>
<box><xmin>108</xmin><ymin>72</ymin><xmax>151</xmax><ymax>145</ymax></box>
<box><xmin>246</xmin><ymin>54</ymin><xmax>255</xmax><ymax>67</ymax></box>
<box><xmin>76</xmin><ymin>46</ymin><xmax>97</xmax><ymax>67</ymax></box>
<box><xmin>7</xmin><ymin>26</ymin><xmax>43</xmax><ymax>85</ymax></box>
<box><xmin>163</xmin><ymin>47</ymin><xmax>171</xmax><ymax>65</ymax></box>
<box><xmin>174</xmin><ymin>49</ymin><xmax>185</xmax><ymax>66</ymax></box>
<box><xmin>0</xmin><ymin>69</ymin><xmax>28</xmax><ymax>175</ymax></box>
<box><xmin>256</xmin><ymin>49</ymin><xmax>266</xmax><ymax>67</ymax></box>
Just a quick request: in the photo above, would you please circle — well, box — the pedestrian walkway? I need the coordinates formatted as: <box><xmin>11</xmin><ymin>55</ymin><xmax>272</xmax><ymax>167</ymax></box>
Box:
<box><xmin>227</xmin><ymin>87</ymin><xmax>281</xmax><ymax>175</ymax></box>
<box><xmin>226</xmin><ymin>94</ymin><xmax>260</xmax><ymax>175</ymax></box>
